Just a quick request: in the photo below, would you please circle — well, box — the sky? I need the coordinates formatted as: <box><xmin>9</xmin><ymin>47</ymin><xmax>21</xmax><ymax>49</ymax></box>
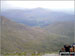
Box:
<box><xmin>1</xmin><ymin>1</ymin><xmax>74</xmax><ymax>12</ymax></box>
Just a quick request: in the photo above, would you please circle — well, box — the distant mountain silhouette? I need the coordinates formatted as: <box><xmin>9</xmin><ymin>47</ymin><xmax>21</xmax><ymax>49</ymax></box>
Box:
<box><xmin>1</xmin><ymin>8</ymin><xmax>74</xmax><ymax>26</ymax></box>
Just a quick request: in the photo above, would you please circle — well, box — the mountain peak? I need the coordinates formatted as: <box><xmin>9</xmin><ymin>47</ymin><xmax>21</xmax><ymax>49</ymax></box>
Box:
<box><xmin>35</xmin><ymin>7</ymin><xmax>44</xmax><ymax>9</ymax></box>
<box><xmin>33</xmin><ymin>7</ymin><xmax>47</xmax><ymax>11</ymax></box>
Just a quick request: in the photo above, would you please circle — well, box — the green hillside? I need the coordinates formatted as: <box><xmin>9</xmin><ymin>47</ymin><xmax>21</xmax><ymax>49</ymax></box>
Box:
<box><xmin>43</xmin><ymin>21</ymin><xmax>74</xmax><ymax>47</ymax></box>
<box><xmin>44</xmin><ymin>22</ymin><xmax>74</xmax><ymax>37</ymax></box>
<box><xmin>1</xmin><ymin>16</ymin><xmax>74</xmax><ymax>54</ymax></box>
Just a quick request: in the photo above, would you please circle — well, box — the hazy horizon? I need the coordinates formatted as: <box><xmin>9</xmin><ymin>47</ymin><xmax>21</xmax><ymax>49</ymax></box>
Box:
<box><xmin>1</xmin><ymin>1</ymin><xmax>74</xmax><ymax>12</ymax></box>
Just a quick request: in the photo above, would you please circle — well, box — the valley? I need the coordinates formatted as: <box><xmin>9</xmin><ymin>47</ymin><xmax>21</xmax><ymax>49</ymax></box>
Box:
<box><xmin>0</xmin><ymin>8</ymin><xmax>74</xmax><ymax>55</ymax></box>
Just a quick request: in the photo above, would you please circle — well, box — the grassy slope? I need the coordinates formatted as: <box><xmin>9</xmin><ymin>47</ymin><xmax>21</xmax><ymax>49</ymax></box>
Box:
<box><xmin>44</xmin><ymin>22</ymin><xmax>74</xmax><ymax>37</ymax></box>
<box><xmin>1</xmin><ymin>16</ymin><xmax>74</xmax><ymax>54</ymax></box>
<box><xmin>43</xmin><ymin>21</ymin><xmax>74</xmax><ymax>48</ymax></box>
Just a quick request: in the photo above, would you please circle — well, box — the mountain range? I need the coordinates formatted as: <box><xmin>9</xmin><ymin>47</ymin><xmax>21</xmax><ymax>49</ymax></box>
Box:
<box><xmin>1</xmin><ymin>8</ymin><xmax>74</xmax><ymax>54</ymax></box>
<box><xmin>1</xmin><ymin>8</ymin><xmax>74</xmax><ymax>26</ymax></box>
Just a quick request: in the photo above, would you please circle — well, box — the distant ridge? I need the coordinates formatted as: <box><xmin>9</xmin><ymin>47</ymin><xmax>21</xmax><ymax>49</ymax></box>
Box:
<box><xmin>1</xmin><ymin>8</ymin><xmax>74</xmax><ymax>27</ymax></box>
